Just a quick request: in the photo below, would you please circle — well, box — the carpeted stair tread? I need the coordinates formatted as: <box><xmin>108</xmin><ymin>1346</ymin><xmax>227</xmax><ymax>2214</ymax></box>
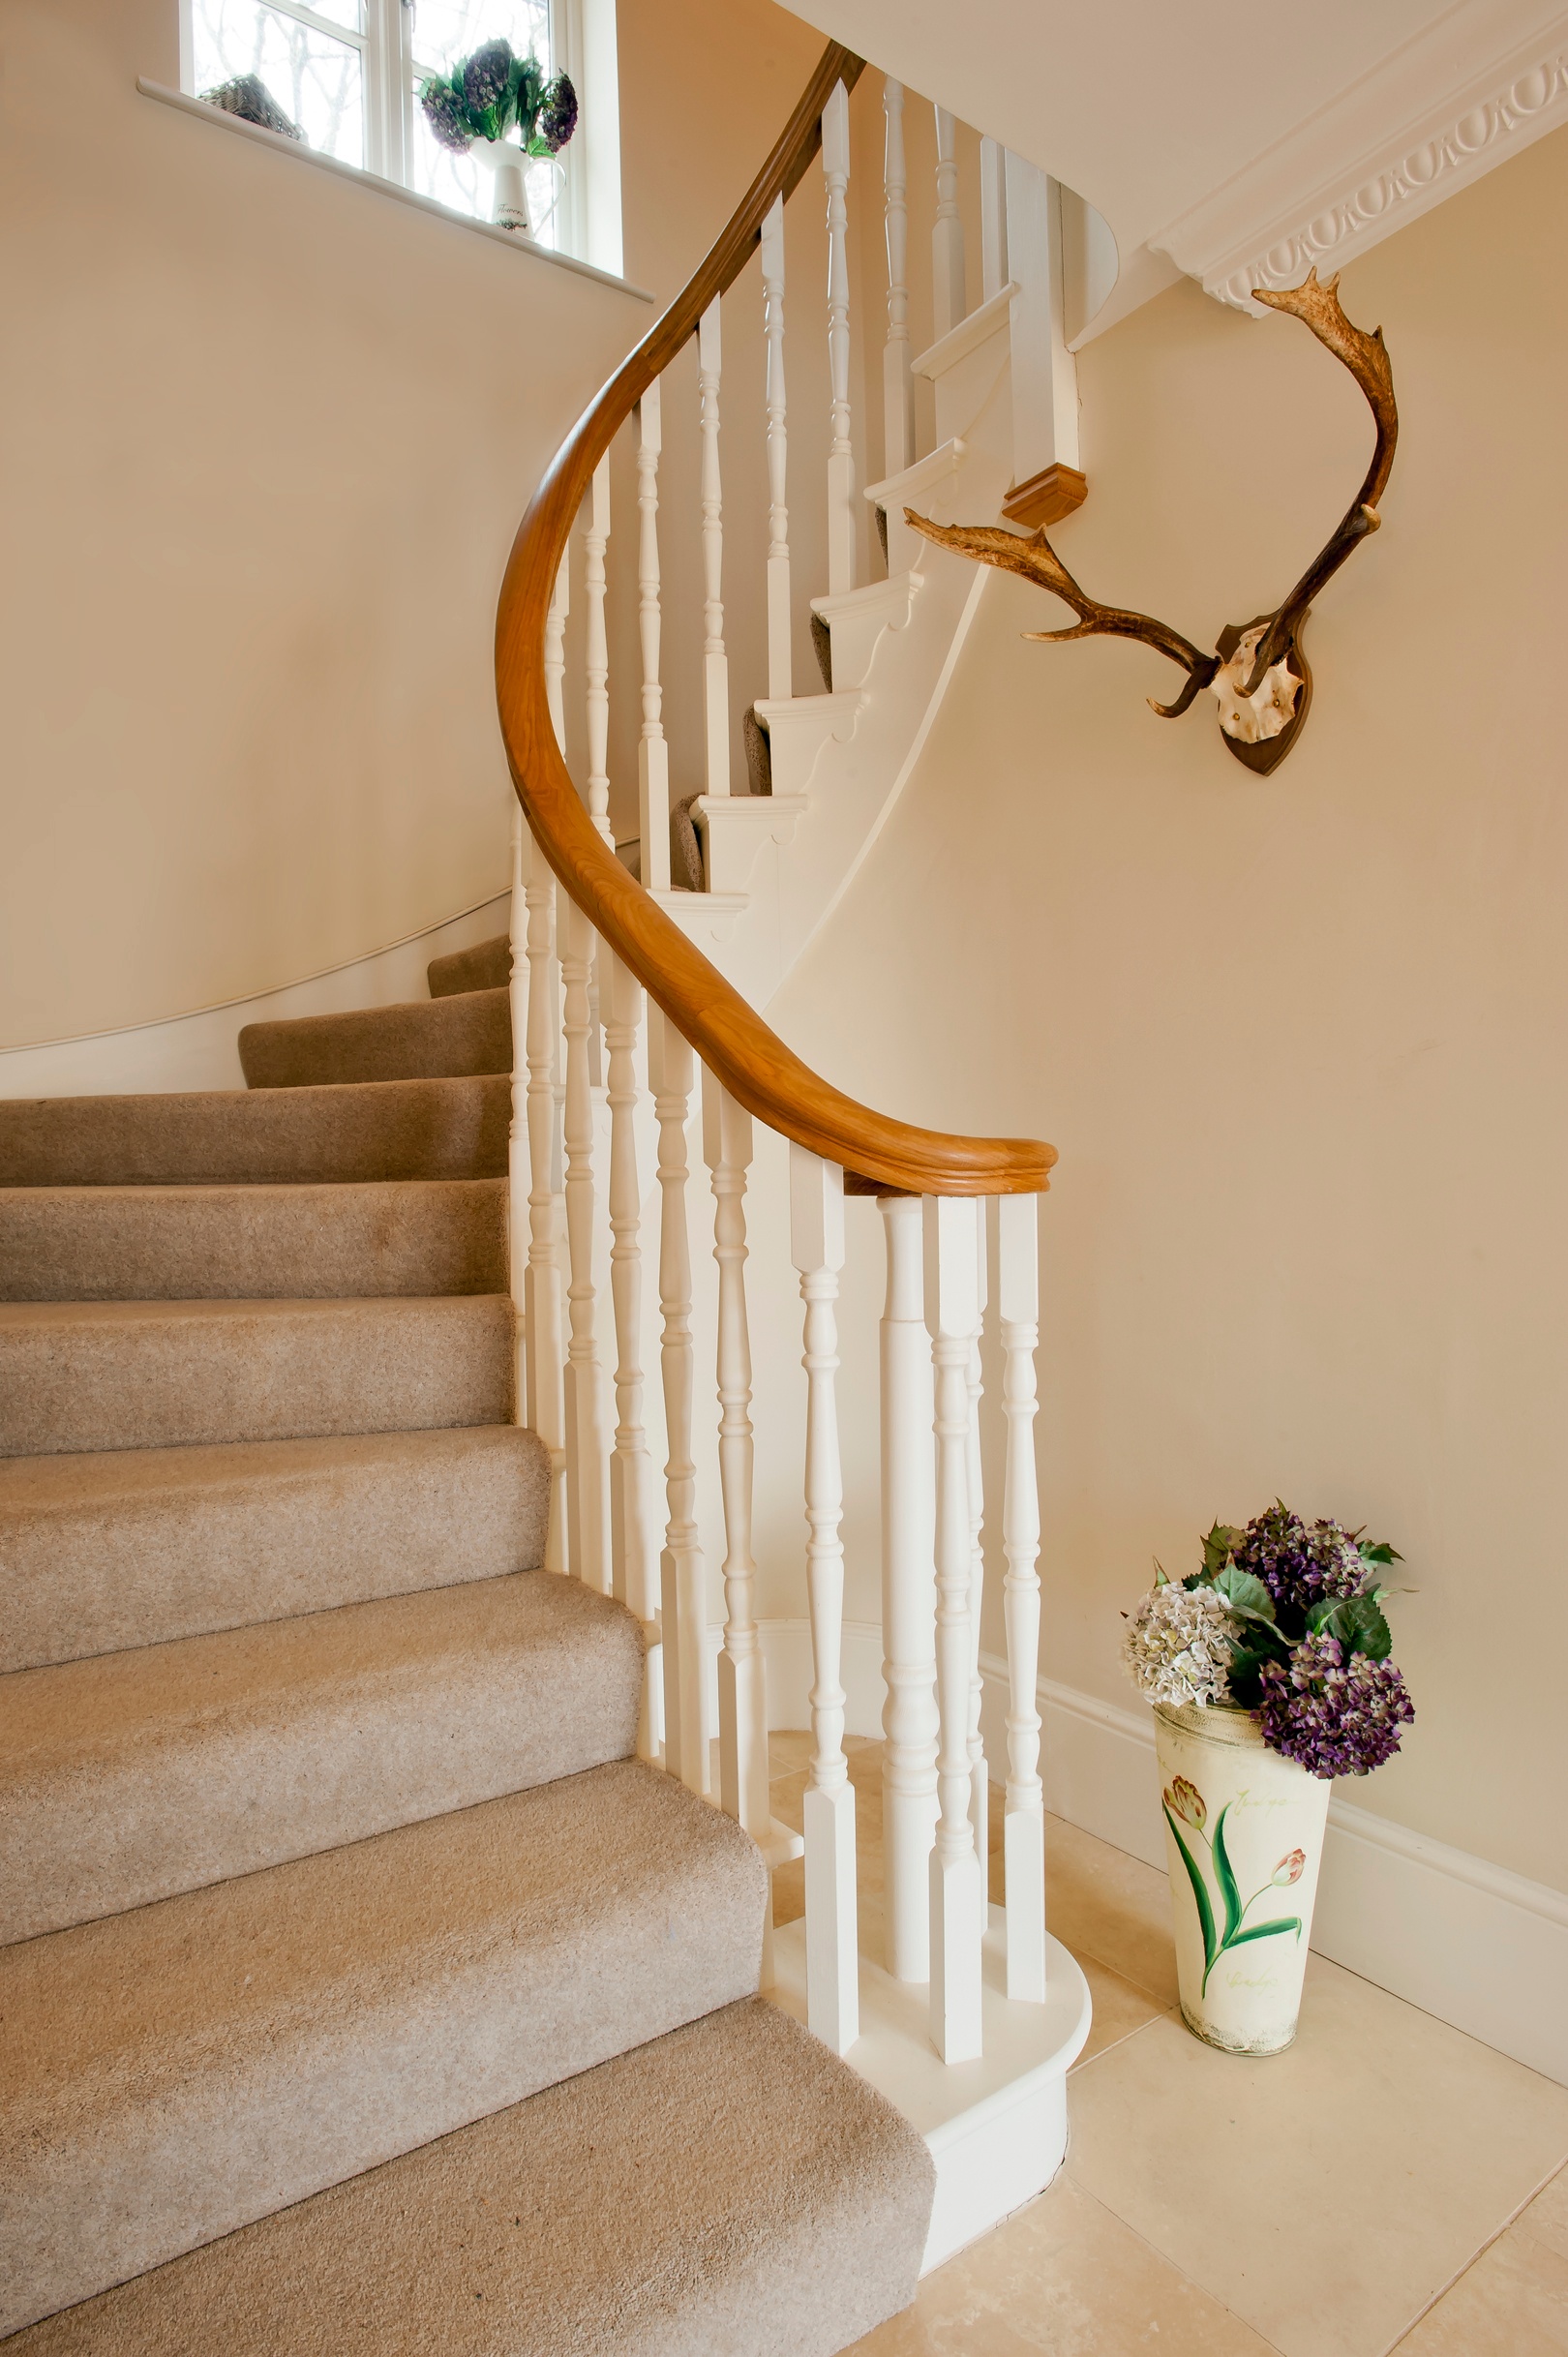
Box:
<box><xmin>0</xmin><ymin>1426</ymin><xmax>548</xmax><ymax>1674</ymax></box>
<box><xmin>0</xmin><ymin>1760</ymin><xmax>766</xmax><ymax>2337</ymax></box>
<box><xmin>239</xmin><ymin>990</ymin><xmax>510</xmax><ymax>1090</ymax></box>
<box><xmin>0</xmin><ymin>1570</ymin><xmax>642</xmax><ymax>1944</ymax></box>
<box><xmin>427</xmin><ymin>935</ymin><xmax>510</xmax><ymax>998</ymax></box>
<box><xmin>0</xmin><ymin>1178</ymin><xmax>505</xmax><ymax>1303</ymax></box>
<box><xmin>0</xmin><ymin>1076</ymin><xmax>508</xmax><ymax>1188</ymax></box>
<box><xmin>0</xmin><ymin>1295</ymin><xmax>512</xmax><ymax>1458</ymax></box>
<box><xmin>5</xmin><ymin>1997</ymin><xmax>934</xmax><ymax>2356</ymax></box>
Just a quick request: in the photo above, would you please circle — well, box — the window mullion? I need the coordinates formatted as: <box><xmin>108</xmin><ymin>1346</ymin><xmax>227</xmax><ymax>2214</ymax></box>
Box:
<box><xmin>264</xmin><ymin>0</ymin><xmax>368</xmax><ymax>51</ymax></box>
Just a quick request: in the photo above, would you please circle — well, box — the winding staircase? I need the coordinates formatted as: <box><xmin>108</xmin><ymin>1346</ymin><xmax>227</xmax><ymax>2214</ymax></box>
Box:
<box><xmin>1</xmin><ymin>42</ymin><xmax>1093</xmax><ymax>2356</ymax></box>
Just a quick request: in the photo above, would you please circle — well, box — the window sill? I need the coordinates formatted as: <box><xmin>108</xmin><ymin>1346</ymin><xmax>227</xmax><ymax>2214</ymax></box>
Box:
<box><xmin>136</xmin><ymin>79</ymin><xmax>653</xmax><ymax>303</ymax></box>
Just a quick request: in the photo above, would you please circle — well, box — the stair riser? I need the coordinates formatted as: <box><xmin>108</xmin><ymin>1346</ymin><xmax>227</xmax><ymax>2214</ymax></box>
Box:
<box><xmin>1</xmin><ymin>1767</ymin><xmax>765</xmax><ymax>2337</ymax></box>
<box><xmin>0</xmin><ymin>1575</ymin><xmax>643</xmax><ymax>1943</ymax></box>
<box><xmin>239</xmin><ymin>991</ymin><xmax>511</xmax><ymax>1089</ymax></box>
<box><xmin>0</xmin><ymin>1427</ymin><xmax>549</xmax><ymax>1673</ymax></box>
<box><xmin>0</xmin><ymin>1297</ymin><xmax>512</xmax><ymax>1458</ymax></box>
<box><xmin>0</xmin><ymin>1077</ymin><xmax>509</xmax><ymax>1188</ymax></box>
<box><xmin>0</xmin><ymin>1181</ymin><xmax>506</xmax><ymax>1303</ymax></box>
<box><xmin>427</xmin><ymin>935</ymin><xmax>510</xmax><ymax>998</ymax></box>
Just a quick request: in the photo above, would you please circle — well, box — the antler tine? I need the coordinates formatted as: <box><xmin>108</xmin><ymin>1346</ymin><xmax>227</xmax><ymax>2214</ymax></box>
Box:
<box><xmin>905</xmin><ymin>510</ymin><xmax>1218</xmax><ymax>718</ymax></box>
<box><xmin>1238</xmin><ymin>268</ymin><xmax>1399</xmax><ymax>693</ymax></box>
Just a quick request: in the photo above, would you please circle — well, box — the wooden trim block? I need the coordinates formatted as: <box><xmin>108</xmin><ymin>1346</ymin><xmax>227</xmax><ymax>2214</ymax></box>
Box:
<box><xmin>1001</xmin><ymin>463</ymin><xmax>1087</xmax><ymax>530</ymax></box>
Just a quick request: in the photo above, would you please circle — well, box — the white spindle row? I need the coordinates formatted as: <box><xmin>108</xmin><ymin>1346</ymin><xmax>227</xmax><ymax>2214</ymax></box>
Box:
<box><xmin>502</xmin><ymin>71</ymin><xmax>1050</xmax><ymax>2095</ymax></box>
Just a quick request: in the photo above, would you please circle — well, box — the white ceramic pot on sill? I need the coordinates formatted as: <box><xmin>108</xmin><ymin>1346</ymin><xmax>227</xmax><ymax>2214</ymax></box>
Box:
<box><xmin>469</xmin><ymin>136</ymin><xmax>532</xmax><ymax>233</ymax></box>
<box><xmin>1153</xmin><ymin>1699</ymin><xmax>1332</xmax><ymax>2054</ymax></box>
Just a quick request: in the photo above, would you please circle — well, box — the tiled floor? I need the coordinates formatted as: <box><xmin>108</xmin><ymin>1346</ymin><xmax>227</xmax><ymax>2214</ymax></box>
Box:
<box><xmin>763</xmin><ymin>1736</ymin><xmax>1568</xmax><ymax>2357</ymax></box>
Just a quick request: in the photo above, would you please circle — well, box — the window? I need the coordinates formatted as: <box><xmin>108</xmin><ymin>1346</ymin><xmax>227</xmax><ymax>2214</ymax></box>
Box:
<box><xmin>183</xmin><ymin>0</ymin><xmax>584</xmax><ymax>255</ymax></box>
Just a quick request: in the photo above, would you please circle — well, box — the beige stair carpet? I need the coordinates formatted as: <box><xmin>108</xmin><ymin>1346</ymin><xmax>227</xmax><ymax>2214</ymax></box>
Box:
<box><xmin>0</xmin><ymin>1425</ymin><xmax>548</xmax><ymax>1672</ymax></box>
<box><xmin>427</xmin><ymin>934</ymin><xmax>510</xmax><ymax>999</ymax></box>
<box><xmin>0</xmin><ymin>1294</ymin><xmax>512</xmax><ymax>1457</ymax></box>
<box><xmin>1</xmin><ymin>1761</ymin><xmax>767</xmax><ymax>2335</ymax></box>
<box><xmin>0</xmin><ymin>1074</ymin><xmax>509</xmax><ymax>1187</ymax></box>
<box><xmin>5</xmin><ymin>2000</ymin><xmax>934</xmax><ymax>2357</ymax></box>
<box><xmin>239</xmin><ymin>989</ymin><xmax>510</xmax><ymax>1090</ymax></box>
<box><xmin>0</xmin><ymin>1572</ymin><xmax>643</xmax><ymax>1941</ymax></box>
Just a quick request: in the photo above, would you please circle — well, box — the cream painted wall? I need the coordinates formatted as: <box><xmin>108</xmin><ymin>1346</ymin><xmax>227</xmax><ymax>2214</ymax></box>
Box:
<box><xmin>0</xmin><ymin>0</ymin><xmax>649</xmax><ymax>1050</ymax></box>
<box><xmin>765</xmin><ymin>125</ymin><xmax>1568</xmax><ymax>1890</ymax></box>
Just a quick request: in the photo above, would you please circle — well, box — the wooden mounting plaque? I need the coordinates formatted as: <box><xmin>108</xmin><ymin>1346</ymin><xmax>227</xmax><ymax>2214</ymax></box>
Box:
<box><xmin>1001</xmin><ymin>464</ymin><xmax>1088</xmax><ymax>530</ymax></box>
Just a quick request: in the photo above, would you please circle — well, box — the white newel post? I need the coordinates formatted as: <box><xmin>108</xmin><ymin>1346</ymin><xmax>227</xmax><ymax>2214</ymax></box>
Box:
<box><xmin>560</xmin><ymin>898</ymin><xmax>610</xmax><ymax>1593</ymax></box>
<box><xmin>879</xmin><ymin>1193</ymin><xmax>939</xmax><ymax>1982</ymax></box>
<box><xmin>1003</xmin><ymin>151</ymin><xmax>1080</xmax><ymax>490</ymax></box>
<box><xmin>584</xmin><ymin>457</ymin><xmax>612</xmax><ymax>839</ymax></box>
<box><xmin>932</xmin><ymin>106</ymin><xmax>967</xmax><ymax>339</ymax></box>
<box><xmin>698</xmin><ymin>300</ymin><xmax>731</xmax><ymax>799</ymax></box>
<box><xmin>882</xmin><ymin>77</ymin><xmax>913</xmax><ymax>479</ymax></box>
<box><xmin>523</xmin><ymin>845</ymin><xmax>567</xmax><ymax>1571</ymax></box>
<box><xmin>703</xmin><ymin>1073</ymin><xmax>769</xmax><ymax>1839</ymax></box>
<box><xmin>998</xmin><ymin>1193</ymin><xmax>1046</xmax><ymax>2000</ymax></box>
<box><xmin>650</xmin><ymin>1008</ymin><xmax>706</xmax><ymax>1794</ymax></box>
<box><xmin>822</xmin><ymin>81</ymin><xmax>856</xmax><ymax>598</ymax></box>
<box><xmin>791</xmin><ymin>1146</ymin><xmax>858</xmax><ymax>2054</ymax></box>
<box><xmin>967</xmin><ymin>1200</ymin><xmax>989</xmax><ymax>1866</ymax></box>
<box><xmin>636</xmin><ymin>383</ymin><xmax>671</xmax><ymax>890</ymax></box>
<box><xmin>761</xmin><ymin>195</ymin><xmax>793</xmax><ymax>701</ymax></box>
<box><xmin>925</xmin><ymin>1194</ymin><xmax>983</xmax><ymax>2062</ymax></box>
<box><xmin>980</xmin><ymin>135</ymin><xmax>1009</xmax><ymax>303</ymax></box>
<box><xmin>604</xmin><ymin>951</ymin><xmax>659</xmax><ymax>1757</ymax></box>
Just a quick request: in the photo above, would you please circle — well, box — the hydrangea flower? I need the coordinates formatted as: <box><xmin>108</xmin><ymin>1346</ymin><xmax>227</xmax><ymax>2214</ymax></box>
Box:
<box><xmin>537</xmin><ymin>73</ymin><xmax>578</xmax><ymax>152</ymax></box>
<box><xmin>420</xmin><ymin>77</ymin><xmax>472</xmax><ymax>153</ymax></box>
<box><xmin>1232</xmin><ymin>1503</ymin><xmax>1368</xmax><ymax>1619</ymax></box>
<box><xmin>1122</xmin><ymin>1581</ymin><xmax>1239</xmax><ymax>1709</ymax></box>
<box><xmin>462</xmin><ymin>37</ymin><xmax>515</xmax><ymax>118</ymax></box>
<box><xmin>1256</xmin><ymin>1633</ymin><xmax>1414</xmax><ymax>1777</ymax></box>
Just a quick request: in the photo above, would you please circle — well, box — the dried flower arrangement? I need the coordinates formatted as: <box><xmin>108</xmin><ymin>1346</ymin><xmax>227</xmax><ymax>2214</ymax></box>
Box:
<box><xmin>1123</xmin><ymin>1503</ymin><xmax>1414</xmax><ymax>1778</ymax></box>
<box><xmin>419</xmin><ymin>38</ymin><xmax>578</xmax><ymax>160</ymax></box>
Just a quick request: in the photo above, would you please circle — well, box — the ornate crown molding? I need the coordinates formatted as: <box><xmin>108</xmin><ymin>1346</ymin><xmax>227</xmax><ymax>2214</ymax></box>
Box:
<box><xmin>1149</xmin><ymin>2</ymin><xmax>1568</xmax><ymax>312</ymax></box>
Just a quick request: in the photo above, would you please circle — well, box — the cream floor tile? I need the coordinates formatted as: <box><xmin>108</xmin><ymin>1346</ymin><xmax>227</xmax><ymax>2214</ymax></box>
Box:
<box><xmin>1393</xmin><ymin>2218</ymin><xmax>1568</xmax><ymax>2353</ymax></box>
<box><xmin>1066</xmin><ymin>1954</ymin><xmax>1568</xmax><ymax>2357</ymax></box>
<box><xmin>846</xmin><ymin>2173</ymin><xmax>1277</xmax><ymax>2355</ymax></box>
<box><xmin>1072</xmin><ymin>1953</ymin><xmax>1170</xmax><ymax>2068</ymax></box>
<box><xmin>1522</xmin><ymin>2166</ymin><xmax>1568</xmax><ymax>2264</ymax></box>
<box><xmin>1041</xmin><ymin>1814</ymin><xmax>1179</xmax><ymax>2009</ymax></box>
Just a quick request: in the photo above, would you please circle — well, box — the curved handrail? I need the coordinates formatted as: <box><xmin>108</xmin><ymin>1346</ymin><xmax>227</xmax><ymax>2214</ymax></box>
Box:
<box><xmin>495</xmin><ymin>44</ymin><xmax>1055</xmax><ymax>1195</ymax></box>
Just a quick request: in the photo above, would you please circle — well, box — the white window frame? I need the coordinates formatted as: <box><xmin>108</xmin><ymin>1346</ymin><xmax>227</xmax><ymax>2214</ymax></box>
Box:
<box><xmin>178</xmin><ymin>0</ymin><xmax>619</xmax><ymax>269</ymax></box>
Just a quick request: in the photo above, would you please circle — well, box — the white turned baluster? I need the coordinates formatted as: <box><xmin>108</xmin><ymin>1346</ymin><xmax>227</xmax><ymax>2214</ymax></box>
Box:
<box><xmin>605</xmin><ymin>950</ymin><xmax>659</xmax><ymax>1758</ymax></box>
<box><xmin>636</xmin><ymin>385</ymin><xmax>671</xmax><ymax>891</ymax></box>
<box><xmin>704</xmin><ymin>1073</ymin><xmax>769</xmax><ymax>1837</ymax></box>
<box><xmin>967</xmin><ymin>1198</ymin><xmax>989</xmax><ymax>1867</ymax></box>
<box><xmin>560</xmin><ymin>896</ymin><xmax>610</xmax><ymax>1592</ymax></box>
<box><xmin>879</xmin><ymin>1193</ymin><xmax>939</xmax><ymax>1981</ymax></box>
<box><xmin>698</xmin><ymin>301</ymin><xmax>731</xmax><ymax>799</ymax></box>
<box><xmin>584</xmin><ymin>457</ymin><xmax>612</xmax><ymax>839</ymax></box>
<box><xmin>998</xmin><ymin>1194</ymin><xmax>1046</xmax><ymax>2000</ymax></box>
<box><xmin>507</xmin><ymin>804</ymin><xmax>529</xmax><ymax>1430</ymax></box>
<box><xmin>524</xmin><ymin>844</ymin><xmax>567</xmax><ymax>1571</ymax></box>
<box><xmin>980</xmin><ymin>135</ymin><xmax>1009</xmax><ymax>303</ymax></box>
<box><xmin>925</xmin><ymin>1194</ymin><xmax>983</xmax><ymax>2062</ymax></box>
<box><xmin>933</xmin><ymin>106</ymin><xmax>967</xmax><ymax>339</ymax></box>
<box><xmin>822</xmin><ymin>81</ymin><xmax>856</xmax><ymax>597</ymax></box>
<box><xmin>544</xmin><ymin>547</ymin><xmax>570</xmax><ymax>749</ymax></box>
<box><xmin>650</xmin><ymin>1008</ymin><xmax>706</xmax><ymax>1792</ymax></box>
<box><xmin>761</xmin><ymin>195</ymin><xmax>792</xmax><ymax>701</ymax></box>
<box><xmin>791</xmin><ymin>1147</ymin><xmax>857</xmax><ymax>2053</ymax></box>
<box><xmin>882</xmin><ymin>77</ymin><xmax>914</xmax><ymax>479</ymax></box>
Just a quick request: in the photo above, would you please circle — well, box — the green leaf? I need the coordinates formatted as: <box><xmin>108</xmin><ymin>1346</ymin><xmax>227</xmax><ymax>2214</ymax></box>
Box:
<box><xmin>1359</xmin><ymin>1541</ymin><xmax>1402</xmax><ymax>1566</ymax></box>
<box><xmin>1201</xmin><ymin>1916</ymin><xmax>1302</xmax><ymax>1994</ymax></box>
<box><xmin>1211</xmin><ymin>1564</ymin><xmax>1277</xmax><ymax>1621</ymax></box>
<box><xmin>1311</xmin><ymin>1594</ymin><xmax>1393</xmax><ymax>1660</ymax></box>
<box><xmin>1202</xmin><ymin>1522</ymin><xmax>1245</xmax><ymax>1578</ymax></box>
<box><xmin>1163</xmin><ymin>1804</ymin><xmax>1217</xmax><ymax>1975</ymax></box>
<box><xmin>1212</xmin><ymin>1803</ymin><xmax>1244</xmax><ymax>1945</ymax></box>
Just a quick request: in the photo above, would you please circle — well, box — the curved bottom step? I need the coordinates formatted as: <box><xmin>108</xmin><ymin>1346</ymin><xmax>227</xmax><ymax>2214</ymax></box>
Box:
<box><xmin>8</xmin><ymin>1999</ymin><xmax>934</xmax><ymax>2357</ymax></box>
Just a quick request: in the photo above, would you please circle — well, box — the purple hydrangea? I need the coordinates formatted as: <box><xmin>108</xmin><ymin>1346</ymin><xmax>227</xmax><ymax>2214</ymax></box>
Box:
<box><xmin>537</xmin><ymin>72</ymin><xmax>578</xmax><ymax>152</ymax></box>
<box><xmin>1233</xmin><ymin>1502</ymin><xmax>1367</xmax><ymax>1619</ymax></box>
<box><xmin>1257</xmin><ymin>1634</ymin><xmax>1414</xmax><ymax>1778</ymax></box>
<box><xmin>420</xmin><ymin>77</ymin><xmax>472</xmax><ymax>153</ymax></box>
<box><xmin>462</xmin><ymin>37</ymin><xmax>515</xmax><ymax>117</ymax></box>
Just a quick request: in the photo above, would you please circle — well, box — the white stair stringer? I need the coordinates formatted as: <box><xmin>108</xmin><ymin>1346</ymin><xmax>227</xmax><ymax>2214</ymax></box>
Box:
<box><xmin>670</xmin><ymin>304</ymin><xmax>1017</xmax><ymax>1021</ymax></box>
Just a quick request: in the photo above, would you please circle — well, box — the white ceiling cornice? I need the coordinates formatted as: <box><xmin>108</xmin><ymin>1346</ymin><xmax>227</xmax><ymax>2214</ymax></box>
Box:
<box><xmin>1150</xmin><ymin>0</ymin><xmax>1568</xmax><ymax>311</ymax></box>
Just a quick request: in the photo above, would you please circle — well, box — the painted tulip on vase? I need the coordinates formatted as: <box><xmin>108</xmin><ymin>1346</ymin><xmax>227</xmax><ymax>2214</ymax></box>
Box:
<box><xmin>1123</xmin><ymin>1504</ymin><xmax>1414</xmax><ymax>2054</ymax></box>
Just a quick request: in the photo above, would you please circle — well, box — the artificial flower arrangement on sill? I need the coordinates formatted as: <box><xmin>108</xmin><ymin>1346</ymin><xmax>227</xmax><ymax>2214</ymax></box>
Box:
<box><xmin>419</xmin><ymin>40</ymin><xmax>578</xmax><ymax>235</ymax></box>
<box><xmin>1123</xmin><ymin>1503</ymin><xmax>1414</xmax><ymax>2056</ymax></box>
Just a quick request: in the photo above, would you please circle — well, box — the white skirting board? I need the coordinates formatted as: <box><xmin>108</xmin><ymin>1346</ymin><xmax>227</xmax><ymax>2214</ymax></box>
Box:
<box><xmin>0</xmin><ymin>892</ymin><xmax>511</xmax><ymax>1099</ymax></box>
<box><xmin>752</xmin><ymin>1617</ymin><xmax>1568</xmax><ymax>2091</ymax></box>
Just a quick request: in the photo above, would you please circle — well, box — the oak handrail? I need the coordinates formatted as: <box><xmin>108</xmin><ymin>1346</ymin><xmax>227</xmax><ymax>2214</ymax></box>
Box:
<box><xmin>494</xmin><ymin>43</ymin><xmax>1055</xmax><ymax>1195</ymax></box>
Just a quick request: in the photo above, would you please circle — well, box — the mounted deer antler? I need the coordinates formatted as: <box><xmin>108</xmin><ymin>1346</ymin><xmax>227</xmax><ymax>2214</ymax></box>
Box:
<box><xmin>906</xmin><ymin>270</ymin><xmax>1398</xmax><ymax>775</ymax></box>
